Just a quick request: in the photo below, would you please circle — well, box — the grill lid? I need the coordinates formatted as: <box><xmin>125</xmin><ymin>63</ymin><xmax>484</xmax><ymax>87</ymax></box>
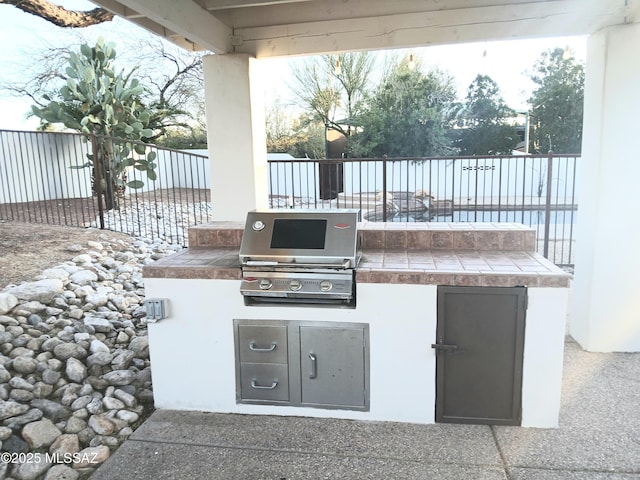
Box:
<box><xmin>239</xmin><ymin>209</ymin><xmax>361</xmax><ymax>268</ymax></box>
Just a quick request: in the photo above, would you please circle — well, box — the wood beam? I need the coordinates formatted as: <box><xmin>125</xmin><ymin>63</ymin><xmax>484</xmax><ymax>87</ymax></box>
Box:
<box><xmin>94</xmin><ymin>0</ymin><xmax>149</xmax><ymax>19</ymax></box>
<box><xmin>215</xmin><ymin>0</ymin><xmax>586</xmax><ymax>29</ymax></box>
<box><xmin>202</xmin><ymin>0</ymin><xmax>314</xmax><ymax>11</ymax></box>
<box><xmin>233</xmin><ymin>0</ymin><xmax>629</xmax><ymax>57</ymax></box>
<box><xmin>112</xmin><ymin>0</ymin><xmax>233</xmax><ymax>53</ymax></box>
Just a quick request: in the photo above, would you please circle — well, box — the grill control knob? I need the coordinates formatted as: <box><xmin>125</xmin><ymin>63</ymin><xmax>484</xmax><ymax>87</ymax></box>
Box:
<box><xmin>252</xmin><ymin>220</ymin><xmax>265</xmax><ymax>231</ymax></box>
<box><xmin>319</xmin><ymin>280</ymin><xmax>333</xmax><ymax>292</ymax></box>
<box><xmin>259</xmin><ymin>279</ymin><xmax>272</xmax><ymax>290</ymax></box>
<box><xmin>289</xmin><ymin>279</ymin><xmax>302</xmax><ymax>291</ymax></box>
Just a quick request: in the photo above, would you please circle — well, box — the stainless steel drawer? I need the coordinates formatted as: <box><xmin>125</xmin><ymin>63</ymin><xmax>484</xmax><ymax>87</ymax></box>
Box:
<box><xmin>238</xmin><ymin>325</ymin><xmax>288</xmax><ymax>364</ymax></box>
<box><xmin>239</xmin><ymin>363</ymin><xmax>289</xmax><ymax>402</ymax></box>
<box><xmin>233</xmin><ymin>319</ymin><xmax>369</xmax><ymax>411</ymax></box>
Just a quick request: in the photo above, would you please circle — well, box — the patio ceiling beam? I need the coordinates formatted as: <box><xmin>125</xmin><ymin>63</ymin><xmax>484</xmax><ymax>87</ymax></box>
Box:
<box><xmin>202</xmin><ymin>0</ymin><xmax>315</xmax><ymax>11</ymax></box>
<box><xmin>232</xmin><ymin>0</ymin><xmax>632</xmax><ymax>57</ymax></box>
<box><xmin>112</xmin><ymin>0</ymin><xmax>234</xmax><ymax>53</ymax></box>
<box><xmin>91</xmin><ymin>0</ymin><xmax>145</xmax><ymax>19</ymax></box>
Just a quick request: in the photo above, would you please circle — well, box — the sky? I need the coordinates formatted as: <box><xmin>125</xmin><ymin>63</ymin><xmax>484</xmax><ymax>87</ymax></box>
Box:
<box><xmin>0</xmin><ymin>1</ymin><xmax>587</xmax><ymax>131</ymax></box>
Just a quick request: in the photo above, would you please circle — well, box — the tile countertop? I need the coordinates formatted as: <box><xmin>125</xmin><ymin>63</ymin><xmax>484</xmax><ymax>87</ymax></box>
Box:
<box><xmin>356</xmin><ymin>249</ymin><xmax>570</xmax><ymax>288</ymax></box>
<box><xmin>143</xmin><ymin>247</ymin><xmax>571</xmax><ymax>288</ymax></box>
<box><xmin>144</xmin><ymin>221</ymin><xmax>571</xmax><ymax>288</ymax></box>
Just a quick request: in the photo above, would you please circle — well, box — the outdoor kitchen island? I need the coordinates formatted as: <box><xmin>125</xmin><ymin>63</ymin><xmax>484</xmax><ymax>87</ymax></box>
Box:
<box><xmin>142</xmin><ymin>220</ymin><xmax>571</xmax><ymax>428</ymax></box>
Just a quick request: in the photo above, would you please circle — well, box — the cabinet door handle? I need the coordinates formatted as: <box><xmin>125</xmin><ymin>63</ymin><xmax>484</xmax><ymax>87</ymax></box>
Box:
<box><xmin>250</xmin><ymin>379</ymin><xmax>278</xmax><ymax>390</ymax></box>
<box><xmin>431</xmin><ymin>343</ymin><xmax>458</xmax><ymax>353</ymax></box>
<box><xmin>309</xmin><ymin>353</ymin><xmax>317</xmax><ymax>379</ymax></box>
<box><xmin>249</xmin><ymin>342</ymin><xmax>277</xmax><ymax>352</ymax></box>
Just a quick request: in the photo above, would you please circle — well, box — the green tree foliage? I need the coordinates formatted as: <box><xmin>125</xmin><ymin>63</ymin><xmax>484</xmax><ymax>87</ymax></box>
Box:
<box><xmin>455</xmin><ymin>74</ymin><xmax>519</xmax><ymax>155</ymax></box>
<box><xmin>31</xmin><ymin>38</ymin><xmax>157</xmax><ymax>210</ymax></box>
<box><xmin>136</xmin><ymin>39</ymin><xmax>205</xmax><ymax>144</ymax></box>
<box><xmin>528</xmin><ymin>48</ymin><xmax>584</xmax><ymax>153</ymax></box>
<box><xmin>351</xmin><ymin>57</ymin><xmax>459</xmax><ymax>157</ymax></box>
<box><xmin>4</xmin><ymin>33</ymin><xmax>207</xmax><ymax>148</ymax></box>
<box><xmin>291</xmin><ymin>52</ymin><xmax>374</xmax><ymax>156</ymax></box>
<box><xmin>155</xmin><ymin>128</ymin><xmax>208</xmax><ymax>150</ymax></box>
<box><xmin>266</xmin><ymin>101</ymin><xmax>324</xmax><ymax>159</ymax></box>
<box><xmin>285</xmin><ymin>117</ymin><xmax>326</xmax><ymax>160</ymax></box>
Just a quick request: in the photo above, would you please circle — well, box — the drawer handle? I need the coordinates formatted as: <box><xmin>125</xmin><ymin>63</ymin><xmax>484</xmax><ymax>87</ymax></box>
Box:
<box><xmin>250</xmin><ymin>379</ymin><xmax>278</xmax><ymax>390</ymax></box>
<box><xmin>249</xmin><ymin>342</ymin><xmax>277</xmax><ymax>352</ymax></box>
<box><xmin>309</xmin><ymin>353</ymin><xmax>317</xmax><ymax>379</ymax></box>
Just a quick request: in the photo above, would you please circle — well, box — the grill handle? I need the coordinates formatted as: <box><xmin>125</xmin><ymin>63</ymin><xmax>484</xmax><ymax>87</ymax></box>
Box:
<box><xmin>249</xmin><ymin>342</ymin><xmax>277</xmax><ymax>352</ymax></box>
<box><xmin>244</xmin><ymin>259</ymin><xmax>352</xmax><ymax>269</ymax></box>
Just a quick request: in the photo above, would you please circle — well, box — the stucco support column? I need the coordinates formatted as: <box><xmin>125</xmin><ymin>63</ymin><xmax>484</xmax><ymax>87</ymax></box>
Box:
<box><xmin>203</xmin><ymin>54</ymin><xmax>268</xmax><ymax>221</ymax></box>
<box><xmin>570</xmin><ymin>23</ymin><xmax>640</xmax><ymax>352</ymax></box>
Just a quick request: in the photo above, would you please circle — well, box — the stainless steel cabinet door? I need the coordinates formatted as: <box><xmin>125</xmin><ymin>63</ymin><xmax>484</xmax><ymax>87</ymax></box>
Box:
<box><xmin>299</xmin><ymin>326</ymin><xmax>367</xmax><ymax>408</ymax></box>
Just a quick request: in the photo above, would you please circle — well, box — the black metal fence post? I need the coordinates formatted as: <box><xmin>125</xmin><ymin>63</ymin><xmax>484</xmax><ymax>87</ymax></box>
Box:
<box><xmin>91</xmin><ymin>134</ymin><xmax>105</xmax><ymax>230</ymax></box>
<box><xmin>382</xmin><ymin>155</ymin><xmax>388</xmax><ymax>222</ymax></box>
<box><xmin>543</xmin><ymin>151</ymin><xmax>554</xmax><ymax>259</ymax></box>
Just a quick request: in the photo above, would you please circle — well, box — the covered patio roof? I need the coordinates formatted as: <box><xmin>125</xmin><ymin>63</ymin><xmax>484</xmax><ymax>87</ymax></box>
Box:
<box><xmin>91</xmin><ymin>0</ymin><xmax>637</xmax><ymax>56</ymax></box>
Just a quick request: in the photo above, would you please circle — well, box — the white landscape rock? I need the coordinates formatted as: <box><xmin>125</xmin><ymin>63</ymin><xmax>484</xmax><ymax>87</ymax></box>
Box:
<box><xmin>44</xmin><ymin>464</ymin><xmax>80</xmax><ymax>480</ymax></box>
<box><xmin>83</xmin><ymin>316</ymin><xmax>113</xmax><ymax>333</ymax></box>
<box><xmin>90</xmin><ymin>339</ymin><xmax>110</xmax><ymax>353</ymax></box>
<box><xmin>0</xmin><ymin>400</ymin><xmax>30</xmax><ymax>420</ymax></box>
<box><xmin>116</xmin><ymin>410</ymin><xmax>139</xmax><ymax>424</ymax></box>
<box><xmin>21</xmin><ymin>418</ymin><xmax>62</xmax><ymax>449</ymax></box>
<box><xmin>88</xmin><ymin>415</ymin><xmax>115</xmax><ymax>435</ymax></box>
<box><xmin>102</xmin><ymin>370</ymin><xmax>134</xmax><ymax>386</ymax></box>
<box><xmin>66</xmin><ymin>357</ymin><xmax>88</xmax><ymax>383</ymax></box>
<box><xmin>72</xmin><ymin>445</ymin><xmax>111</xmax><ymax>469</ymax></box>
<box><xmin>40</xmin><ymin>267</ymin><xmax>71</xmax><ymax>281</ymax></box>
<box><xmin>0</xmin><ymin>292</ymin><xmax>18</xmax><ymax>314</ymax></box>
<box><xmin>8</xmin><ymin>279</ymin><xmax>64</xmax><ymax>304</ymax></box>
<box><xmin>102</xmin><ymin>396</ymin><xmax>125</xmax><ymax>410</ymax></box>
<box><xmin>69</xmin><ymin>270</ymin><xmax>98</xmax><ymax>285</ymax></box>
<box><xmin>71</xmin><ymin>254</ymin><xmax>93</xmax><ymax>264</ymax></box>
<box><xmin>11</xmin><ymin>458</ymin><xmax>52</xmax><ymax>480</ymax></box>
<box><xmin>0</xmin><ymin>233</ymin><xmax>177</xmax><ymax>479</ymax></box>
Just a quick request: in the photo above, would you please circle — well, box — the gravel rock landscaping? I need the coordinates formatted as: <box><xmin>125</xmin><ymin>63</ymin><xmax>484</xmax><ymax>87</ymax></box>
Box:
<box><xmin>0</xmin><ymin>234</ymin><xmax>180</xmax><ymax>479</ymax></box>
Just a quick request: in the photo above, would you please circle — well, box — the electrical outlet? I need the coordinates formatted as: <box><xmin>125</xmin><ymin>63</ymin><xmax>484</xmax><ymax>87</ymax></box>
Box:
<box><xmin>144</xmin><ymin>298</ymin><xmax>167</xmax><ymax>321</ymax></box>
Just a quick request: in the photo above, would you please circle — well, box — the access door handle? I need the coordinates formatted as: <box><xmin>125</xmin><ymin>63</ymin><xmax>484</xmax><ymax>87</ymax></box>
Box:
<box><xmin>431</xmin><ymin>343</ymin><xmax>458</xmax><ymax>353</ymax></box>
<box><xmin>309</xmin><ymin>353</ymin><xmax>317</xmax><ymax>379</ymax></box>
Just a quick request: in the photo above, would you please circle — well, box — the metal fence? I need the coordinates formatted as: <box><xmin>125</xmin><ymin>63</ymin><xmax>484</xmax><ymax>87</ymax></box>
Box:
<box><xmin>268</xmin><ymin>154</ymin><xmax>579</xmax><ymax>266</ymax></box>
<box><xmin>0</xmin><ymin>130</ymin><xmax>579</xmax><ymax>265</ymax></box>
<box><xmin>0</xmin><ymin>130</ymin><xmax>211</xmax><ymax>246</ymax></box>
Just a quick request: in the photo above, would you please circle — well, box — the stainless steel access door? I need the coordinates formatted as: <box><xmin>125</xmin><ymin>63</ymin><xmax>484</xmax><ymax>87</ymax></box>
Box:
<box><xmin>300</xmin><ymin>325</ymin><xmax>368</xmax><ymax>409</ymax></box>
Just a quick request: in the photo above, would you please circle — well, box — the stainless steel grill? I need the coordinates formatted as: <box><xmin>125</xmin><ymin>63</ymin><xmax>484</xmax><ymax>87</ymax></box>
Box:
<box><xmin>239</xmin><ymin>209</ymin><xmax>361</xmax><ymax>306</ymax></box>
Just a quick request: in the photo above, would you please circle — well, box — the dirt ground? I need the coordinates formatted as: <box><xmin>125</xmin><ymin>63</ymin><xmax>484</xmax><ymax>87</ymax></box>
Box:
<box><xmin>0</xmin><ymin>220</ymin><xmax>134</xmax><ymax>289</ymax></box>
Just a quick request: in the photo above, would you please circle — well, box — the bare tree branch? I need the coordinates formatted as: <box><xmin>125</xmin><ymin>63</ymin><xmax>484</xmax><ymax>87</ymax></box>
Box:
<box><xmin>0</xmin><ymin>0</ymin><xmax>114</xmax><ymax>27</ymax></box>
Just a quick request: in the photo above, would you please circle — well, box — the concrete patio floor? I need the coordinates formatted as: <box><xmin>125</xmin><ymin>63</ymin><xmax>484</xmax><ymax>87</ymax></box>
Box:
<box><xmin>92</xmin><ymin>338</ymin><xmax>640</xmax><ymax>479</ymax></box>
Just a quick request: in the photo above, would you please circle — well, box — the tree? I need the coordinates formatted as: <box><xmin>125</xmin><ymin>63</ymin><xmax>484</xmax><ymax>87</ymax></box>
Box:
<box><xmin>0</xmin><ymin>0</ymin><xmax>113</xmax><ymax>27</ymax></box>
<box><xmin>266</xmin><ymin>99</ymin><xmax>296</xmax><ymax>153</ymax></box>
<box><xmin>351</xmin><ymin>56</ymin><xmax>459</xmax><ymax>157</ymax></box>
<box><xmin>330</xmin><ymin>52</ymin><xmax>375</xmax><ymax>139</ymax></box>
<box><xmin>2</xmin><ymin>32</ymin><xmax>206</xmax><ymax>145</ymax></box>
<box><xmin>455</xmin><ymin>74</ymin><xmax>519</xmax><ymax>155</ymax></box>
<box><xmin>31</xmin><ymin>38</ymin><xmax>157</xmax><ymax>210</ymax></box>
<box><xmin>265</xmin><ymin>101</ymin><xmax>325</xmax><ymax>159</ymax></box>
<box><xmin>291</xmin><ymin>52</ymin><xmax>374</xmax><ymax>156</ymax></box>
<box><xmin>131</xmin><ymin>38</ymin><xmax>205</xmax><ymax>144</ymax></box>
<box><xmin>528</xmin><ymin>48</ymin><xmax>584</xmax><ymax>154</ymax></box>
